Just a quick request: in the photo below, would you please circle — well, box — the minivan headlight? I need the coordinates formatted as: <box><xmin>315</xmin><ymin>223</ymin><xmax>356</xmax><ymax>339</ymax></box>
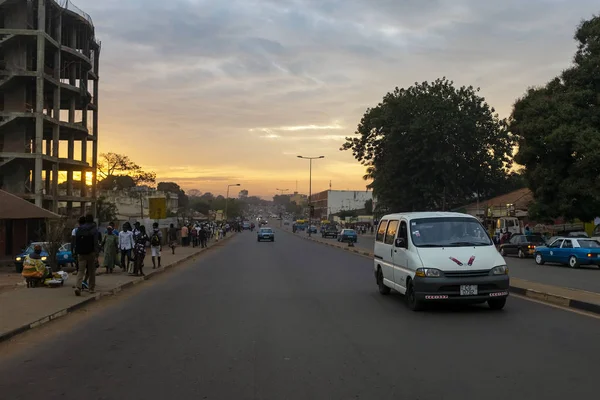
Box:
<box><xmin>415</xmin><ymin>268</ymin><xmax>442</xmax><ymax>278</ymax></box>
<box><xmin>41</xmin><ymin>256</ymin><xmax>48</xmax><ymax>261</ymax></box>
<box><xmin>491</xmin><ymin>265</ymin><xmax>508</xmax><ymax>275</ymax></box>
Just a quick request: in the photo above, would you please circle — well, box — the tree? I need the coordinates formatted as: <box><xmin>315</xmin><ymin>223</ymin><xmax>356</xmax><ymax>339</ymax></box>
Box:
<box><xmin>41</xmin><ymin>218</ymin><xmax>74</xmax><ymax>272</ymax></box>
<box><xmin>157</xmin><ymin>181</ymin><xmax>189</xmax><ymax>209</ymax></box>
<box><xmin>364</xmin><ymin>199</ymin><xmax>373</xmax><ymax>215</ymax></box>
<box><xmin>511</xmin><ymin>15</ymin><xmax>600</xmax><ymax>222</ymax></box>
<box><xmin>342</xmin><ymin>78</ymin><xmax>515</xmax><ymax>212</ymax></box>
<box><xmin>187</xmin><ymin>189</ymin><xmax>202</xmax><ymax>197</ymax></box>
<box><xmin>339</xmin><ymin>209</ymin><xmax>358</xmax><ymax>219</ymax></box>
<box><xmin>97</xmin><ymin>175</ymin><xmax>136</xmax><ymax>191</ymax></box>
<box><xmin>273</xmin><ymin>194</ymin><xmax>291</xmax><ymax>205</ymax></box>
<box><xmin>96</xmin><ymin>196</ymin><xmax>118</xmax><ymax>224</ymax></box>
<box><xmin>97</xmin><ymin>152</ymin><xmax>156</xmax><ymax>187</ymax></box>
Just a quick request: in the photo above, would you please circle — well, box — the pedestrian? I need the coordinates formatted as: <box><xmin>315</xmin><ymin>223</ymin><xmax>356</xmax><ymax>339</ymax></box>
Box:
<box><xmin>133</xmin><ymin>226</ymin><xmax>149</xmax><ymax>276</ymax></box>
<box><xmin>199</xmin><ymin>226</ymin><xmax>207</xmax><ymax>248</ymax></box>
<box><xmin>74</xmin><ymin>214</ymin><xmax>99</xmax><ymax>296</ymax></box>
<box><xmin>119</xmin><ymin>222</ymin><xmax>135</xmax><ymax>272</ymax></box>
<box><xmin>191</xmin><ymin>225</ymin><xmax>198</xmax><ymax>247</ymax></box>
<box><xmin>168</xmin><ymin>223</ymin><xmax>178</xmax><ymax>254</ymax></box>
<box><xmin>150</xmin><ymin>222</ymin><xmax>162</xmax><ymax>269</ymax></box>
<box><xmin>102</xmin><ymin>226</ymin><xmax>119</xmax><ymax>273</ymax></box>
<box><xmin>181</xmin><ymin>224</ymin><xmax>189</xmax><ymax>247</ymax></box>
<box><xmin>71</xmin><ymin>216</ymin><xmax>85</xmax><ymax>275</ymax></box>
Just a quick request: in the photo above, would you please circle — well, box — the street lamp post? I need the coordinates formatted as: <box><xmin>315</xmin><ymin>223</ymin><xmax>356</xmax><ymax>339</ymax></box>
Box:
<box><xmin>225</xmin><ymin>183</ymin><xmax>241</xmax><ymax>221</ymax></box>
<box><xmin>297</xmin><ymin>155</ymin><xmax>324</xmax><ymax>237</ymax></box>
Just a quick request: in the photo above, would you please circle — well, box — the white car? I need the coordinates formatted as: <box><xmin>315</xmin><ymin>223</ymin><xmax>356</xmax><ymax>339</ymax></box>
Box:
<box><xmin>373</xmin><ymin>212</ymin><xmax>509</xmax><ymax>311</ymax></box>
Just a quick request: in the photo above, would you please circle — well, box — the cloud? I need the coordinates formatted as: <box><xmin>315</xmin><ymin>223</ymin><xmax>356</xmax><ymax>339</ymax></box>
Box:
<box><xmin>70</xmin><ymin>0</ymin><xmax>600</xmax><ymax>196</ymax></box>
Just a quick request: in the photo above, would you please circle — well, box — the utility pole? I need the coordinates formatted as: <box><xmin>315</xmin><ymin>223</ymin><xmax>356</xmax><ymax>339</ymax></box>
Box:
<box><xmin>297</xmin><ymin>155</ymin><xmax>325</xmax><ymax>237</ymax></box>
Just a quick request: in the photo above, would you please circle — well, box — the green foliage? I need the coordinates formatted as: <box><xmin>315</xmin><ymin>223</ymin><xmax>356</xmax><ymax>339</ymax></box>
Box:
<box><xmin>97</xmin><ymin>175</ymin><xmax>136</xmax><ymax>191</ymax></box>
<box><xmin>273</xmin><ymin>194</ymin><xmax>291</xmax><ymax>205</ymax></box>
<box><xmin>342</xmin><ymin>78</ymin><xmax>515</xmax><ymax>212</ymax></box>
<box><xmin>364</xmin><ymin>199</ymin><xmax>373</xmax><ymax>215</ymax></box>
<box><xmin>512</xmin><ymin>15</ymin><xmax>600</xmax><ymax>221</ymax></box>
<box><xmin>158</xmin><ymin>182</ymin><xmax>189</xmax><ymax>208</ymax></box>
<box><xmin>96</xmin><ymin>196</ymin><xmax>118</xmax><ymax>223</ymax></box>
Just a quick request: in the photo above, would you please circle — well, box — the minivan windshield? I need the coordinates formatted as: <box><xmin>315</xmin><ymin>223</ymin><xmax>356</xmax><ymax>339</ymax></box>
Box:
<box><xmin>410</xmin><ymin>217</ymin><xmax>492</xmax><ymax>247</ymax></box>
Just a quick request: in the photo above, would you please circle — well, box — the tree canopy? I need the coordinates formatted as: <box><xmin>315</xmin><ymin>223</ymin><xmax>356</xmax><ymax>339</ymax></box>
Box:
<box><xmin>342</xmin><ymin>78</ymin><xmax>515</xmax><ymax>212</ymax></box>
<box><xmin>97</xmin><ymin>153</ymin><xmax>156</xmax><ymax>188</ymax></box>
<box><xmin>512</xmin><ymin>15</ymin><xmax>600</xmax><ymax>222</ymax></box>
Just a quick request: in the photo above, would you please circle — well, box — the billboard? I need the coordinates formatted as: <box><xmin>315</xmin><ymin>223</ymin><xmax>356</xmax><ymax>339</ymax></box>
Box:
<box><xmin>148</xmin><ymin>197</ymin><xmax>167</xmax><ymax>220</ymax></box>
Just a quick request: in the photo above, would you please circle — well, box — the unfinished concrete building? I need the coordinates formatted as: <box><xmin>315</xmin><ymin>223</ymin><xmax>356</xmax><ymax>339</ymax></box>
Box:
<box><xmin>0</xmin><ymin>0</ymin><xmax>99</xmax><ymax>215</ymax></box>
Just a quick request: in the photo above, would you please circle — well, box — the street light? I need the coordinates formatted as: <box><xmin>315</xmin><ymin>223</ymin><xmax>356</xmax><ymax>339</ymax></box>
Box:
<box><xmin>297</xmin><ymin>155</ymin><xmax>324</xmax><ymax>237</ymax></box>
<box><xmin>225</xmin><ymin>183</ymin><xmax>241</xmax><ymax>221</ymax></box>
<box><xmin>276</xmin><ymin>188</ymin><xmax>289</xmax><ymax>195</ymax></box>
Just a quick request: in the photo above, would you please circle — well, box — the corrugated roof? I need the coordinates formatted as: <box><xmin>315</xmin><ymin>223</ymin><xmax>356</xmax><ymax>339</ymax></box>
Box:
<box><xmin>0</xmin><ymin>190</ymin><xmax>62</xmax><ymax>219</ymax></box>
<box><xmin>463</xmin><ymin>188</ymin><xmax>533</xmax><ymax>210</ymax></box>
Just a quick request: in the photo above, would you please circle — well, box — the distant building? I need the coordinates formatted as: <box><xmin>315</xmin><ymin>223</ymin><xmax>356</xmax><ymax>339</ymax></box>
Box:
<box><xmin>457</xmin><ymin>188</ymin><xmax>533</xmax><ymax>219</ymax></box>
<box><xmin>98</xmin><ymin>188</ymin><xmax>179</xmax><ymax>222</ymax></box>
<box><xmin>290</xmin><ymin>192</ymin><xmax>307</xmax><ymax>206</ymax></box>
<box><xmin>238</xmin><ymin>189</ymin><xmax>248</xmax><ymax>199</ymax></box>
<box><xmin>310</xmin><ymin>190</ymin><xmax>373</xmax><ymax>220</ymax></box>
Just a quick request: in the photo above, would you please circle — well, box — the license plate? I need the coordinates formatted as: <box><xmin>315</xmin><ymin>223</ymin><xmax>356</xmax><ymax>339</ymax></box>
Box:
<box><xmin>460</xmin><ymin>285</ymin><xmax>478</xmax><ymax>296</ymax></box>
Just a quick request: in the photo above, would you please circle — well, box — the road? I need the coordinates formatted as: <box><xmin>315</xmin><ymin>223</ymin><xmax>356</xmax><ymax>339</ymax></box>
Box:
<box><xmin>1</xmin><ymin>229</ymin><xmax>599</xmax><ymax>399</ymax></box>
<box><xmin>307</xmin><ymin>232</ymin><xmax>600</xmax><ymax>293</ymax></box>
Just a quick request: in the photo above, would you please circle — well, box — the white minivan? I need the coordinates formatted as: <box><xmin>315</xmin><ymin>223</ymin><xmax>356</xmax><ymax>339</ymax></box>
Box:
<box><xmin>373</xmin><ymin>212</ymin><xmax>509</xmax><ymax>311</ymax></box>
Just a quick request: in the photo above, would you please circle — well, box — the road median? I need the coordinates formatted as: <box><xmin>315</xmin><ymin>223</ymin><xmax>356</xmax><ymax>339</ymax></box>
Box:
<box><xmin>0</xmin><ymin>233</ymin><xmax>237</xmax><ymax>343</ymax></box>
<box><xmin>282</xmin><ymin>228</ymin><xmax>600</xmax><ymax>315</ymax></box>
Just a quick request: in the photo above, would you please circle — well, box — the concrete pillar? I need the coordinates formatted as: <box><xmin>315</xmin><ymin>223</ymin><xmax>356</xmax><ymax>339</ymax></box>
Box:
<box><xmin>67</xmin><ymin>136</ymin><xmax>74</xmax><ymax>196</ymax></box>
<box><xmin>91</xmin><ymin>47</ymin><xmax>99</xmax><ymax>202</ymax></box>
<box><xmin>34</xmin><ymin>0</ymin><xmax>46</xmax><ymax>208</ymax></box>
<box><xmin>52</xmin><ymin>13</ymin><xmax>62</xmax><ymax>214</ymax></box>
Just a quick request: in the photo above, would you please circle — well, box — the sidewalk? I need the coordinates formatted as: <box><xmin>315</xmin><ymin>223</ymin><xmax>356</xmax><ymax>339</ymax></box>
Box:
<box><xmin>280</xmin><ymin>227</ymin><xmax>600</xmax><ymax>315</ymax></box>
<box><xmin>0</xmin><ymin>234</ymin><xmax>236</xmax><ymax>342</ymax></box>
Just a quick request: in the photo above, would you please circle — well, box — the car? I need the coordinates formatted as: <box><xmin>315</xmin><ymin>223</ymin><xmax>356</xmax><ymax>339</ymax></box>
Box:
<box><xmin>257</xmin><ymin>227</ymin><xmax>275</xmax><ymax>242</ymax></box>
<box><xmin>373</xmin><ymin>212</ymin><xmax>509</xmax><ymax>311</ymax></box>
<box><xmin>283</xmin><ymin>221</ymin><xmax>290</xmax><ymax>226</ymax></box>
<box><xmin>534</xmin><ymin>237</ymin><xmax>600</xmax><ymax>268</ymax></box>
<box><xmin>499</xmin><ymin>234</ymin><xmax>545</xmax><ymax>258</ymax></box>
<box><xmin>242</xmin><ymin>222</ymin><xmax>251</xmax><ymax>230</ymax></box>
<box><xmin>57</xmin><ymin>243</ymin><xmax>76</xmax><ymax>266</ymax></box>
<box><xmin>322</xmin><ymin>226</ymin><xmax>339</xmax><ymax>239</ymax></box>
<box><xmin>308</xmin><ymin>225</ymin><xmax>318</xmax><ymax>234</ymax></box>
<box><xmin>337</xmin><ymin>229</ymin><xmax>357</xmax><ymax>243</ymax></box>
<box><xmin>14</xmin><ymin>242</ymin><xmax>51</xmax><ymax>272</ymax></box>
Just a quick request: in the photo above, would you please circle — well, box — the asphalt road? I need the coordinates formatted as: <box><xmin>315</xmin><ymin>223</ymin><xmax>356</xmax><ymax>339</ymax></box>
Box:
<box><xmin>310</xmin><ymin>232</ymin><xmax>600</xmax><ymax>293</ymax></box>
<box><xmin>1</xmin><ymin>229</ymin><xmax>599</xmax><ymax>399</ymax></box>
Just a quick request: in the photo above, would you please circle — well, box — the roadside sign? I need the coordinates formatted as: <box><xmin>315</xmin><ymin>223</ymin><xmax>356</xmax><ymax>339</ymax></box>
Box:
<box><xmin>148</xmin><ymin>197</ymin><xmax>167</xmax><ymax>220</ymax></box>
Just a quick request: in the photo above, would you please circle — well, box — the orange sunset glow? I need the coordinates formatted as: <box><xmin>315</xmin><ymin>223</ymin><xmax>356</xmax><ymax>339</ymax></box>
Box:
<box><xmin>77</xmin><ymin>0</ymin><xmax>596</xmax><ymax>198</ymax></box>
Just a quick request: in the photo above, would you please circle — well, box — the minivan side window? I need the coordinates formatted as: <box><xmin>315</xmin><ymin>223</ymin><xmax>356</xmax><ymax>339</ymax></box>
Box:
<box><xmin>376</xmin><ymin>220</ymin><xmax>388</xmax><ymax>242</ymax></box>
<box><xmin>384</xmin><ymin>220</ymin><xmax>399</xmax><ymax>245</ymax></box>
<box><xmin>399</xmin><ymin>221</ymin><xmax>408</xmax><ymax>240</ymax></box>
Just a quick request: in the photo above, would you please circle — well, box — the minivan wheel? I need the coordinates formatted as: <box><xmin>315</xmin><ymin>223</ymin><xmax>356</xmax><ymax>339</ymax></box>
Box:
<box><xmin>488</xmin><ymin>297</ymin><xmax>507</xmax><ymax>310</ymax></box>
<box><xmin>377</xmin><ymin>268</ymin><xmax>390</xmax><ymax>295</ymax></box>
<box><xmin>406</xmin><ymin>281</ymin><xmax>423</xmax><ymax>311</ymax></box>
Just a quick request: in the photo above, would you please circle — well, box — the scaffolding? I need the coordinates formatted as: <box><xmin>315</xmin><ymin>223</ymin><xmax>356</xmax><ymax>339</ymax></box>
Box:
<box><xmin>0</xmin><ymin>0</ymin><xmax>100</xmax><ymax>216</ymax></box>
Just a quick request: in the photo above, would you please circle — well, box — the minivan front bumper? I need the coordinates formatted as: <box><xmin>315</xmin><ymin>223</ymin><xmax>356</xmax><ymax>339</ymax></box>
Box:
<box><xmin>413</xmin><ymin>274</ymin><xmax>509</xmax><ymax>302</ymax></box>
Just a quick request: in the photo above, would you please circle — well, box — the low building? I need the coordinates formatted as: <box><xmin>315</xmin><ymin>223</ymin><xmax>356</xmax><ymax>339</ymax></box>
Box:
<box><xmin>290</xmin><ymin>192</ymin><xmax>307</xmax><ymax>206</ymax></box>
<box><xmin>310</xmin><ymin>190</ymin><xmax>373</xmax><ymax>220</ymax></box>
<box><xmin>98</xmin><ymin>188</ymin><xmax>179</xmax><ymax>222</ymax></box>
<box><xmin>0</xmin><ymin>189</ymin><xmax>60</xmax><ymax>262</ymax></box>
<box><xmin>457</xmin><ymin>188</ymin><xmax>533</xmax><ymax>219</ymax></box>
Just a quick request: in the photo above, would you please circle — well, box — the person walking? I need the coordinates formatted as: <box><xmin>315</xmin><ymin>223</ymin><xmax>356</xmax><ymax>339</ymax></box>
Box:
<box><xmin>71</xmin><ymin>216</ymin><xmax>85</xmax><ymax>275</ymax></box>
<box><xmin>74</xmin><ymin>214</ymin><xmax>99</xmax><ymax>296</ymax></box>
<box><xmin>168</xmin><ymin>223</ymin><xmax>178</xmax><ymax>254</ymax></box>
<box><xmin>199</xmin><ymin>226</ymin><xmax>207</xmax><ymax>248</ymax></box>
<box><xmin>150</xmin><ymin>222</ymin><xmax>162</xmax><ymax>269</ymax></box>
<box><xmin>133</xmin><ymin>226</ymin><xmax>149</xmax><ymax>276</ymax></box>
<box><xmin>119</xmin><ymin>222</ymin><xmax>135</xmax><ymax>272</ymax></box>
<box><xmin>181</xmin><ymin>224</ymin><xmax>189</xmax><ymax>247</ymax></box>
<box><xmin>102</xmin><ymin>226</ymin><xmax>119</xmax><ymax>273</ymax></box>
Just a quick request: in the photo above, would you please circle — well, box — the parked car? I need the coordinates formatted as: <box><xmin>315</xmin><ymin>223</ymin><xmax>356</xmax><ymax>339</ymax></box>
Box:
<box><xmin>257</xmin><ymin>227</ymin><xmax>275</xmax><ymax>242</ymax></box>
<box><xmin>14</xmin><ymin>242</ymin><xmax>74</xmax><ymax>272</ymax></box>
<box><xmin>534</xmin><ymin>237</ymin><xmax>600</xmax><ymax>268</ymax></box>
<box><xmin>338</xmin><ymin>229</ymin><xmax>358</xmax><ymax>243</ymax></box>
<box><xmin>499</xmin><ymin>234</ymin><xmax>545</xmax><ymax>258</ymax></box>
<box><xmin>373</xmin><ymin>212</ymin><xmax>509</xmax><ymax>311</ymax></box>
<box><xmin>322</xmin><ymin>226</ymin><xmax>339</xmax><ymax>239</ymax></box>
<box><xmin>308</xmin><ymin>225</ymin><xmax>318</xmax><ymax>234</ymax></box>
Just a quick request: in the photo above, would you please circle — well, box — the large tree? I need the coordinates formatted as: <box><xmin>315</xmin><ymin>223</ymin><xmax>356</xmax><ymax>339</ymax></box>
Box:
<box><xmin>157</xmin><ymin>182</ymin><xmax>189</xmax><ymax>208</ymax></box>
<box><xmin>98</xmin><ymin>152</ymin><xmax>156</xmax><ymax>187</ymax></box>
<box><xmin>342</xmin><ymin>78</ymin><xmax>515</xmax><ymax>212</ymax></box>
<box><xmin>512</xmin><ymin>15</ymin><xmax>600</xmax><ymax>222</ymax></box>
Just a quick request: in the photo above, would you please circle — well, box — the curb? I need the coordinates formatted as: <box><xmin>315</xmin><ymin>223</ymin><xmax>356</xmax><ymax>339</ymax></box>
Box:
<box><xmin>0</xmin><ymin>233</ymin><xmax>236</xmax><ymax>343</ymax></box>
<box><xmin>282</xmin><ymin>229</ymin><xmax>600</xmax><ymax>316</ymax></box>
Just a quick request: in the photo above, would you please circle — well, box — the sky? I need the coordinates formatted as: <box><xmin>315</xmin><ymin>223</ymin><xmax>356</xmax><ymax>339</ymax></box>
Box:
<box><xmin>74</xmin><ymin>0</ymin><xmax>599</xmax><ymax>198</ymax></box>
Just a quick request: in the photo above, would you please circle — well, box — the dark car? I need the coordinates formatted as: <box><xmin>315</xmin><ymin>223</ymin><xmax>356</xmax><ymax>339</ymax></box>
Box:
<box><xmin>322</xmin><ymin>226</ymin><xmax>339</xmax><ymax>239</ymax></box>
<box><xmin>499</xmin><ymin>234</ymin><xmax>545</xmax><ymax>258</ymax></box>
